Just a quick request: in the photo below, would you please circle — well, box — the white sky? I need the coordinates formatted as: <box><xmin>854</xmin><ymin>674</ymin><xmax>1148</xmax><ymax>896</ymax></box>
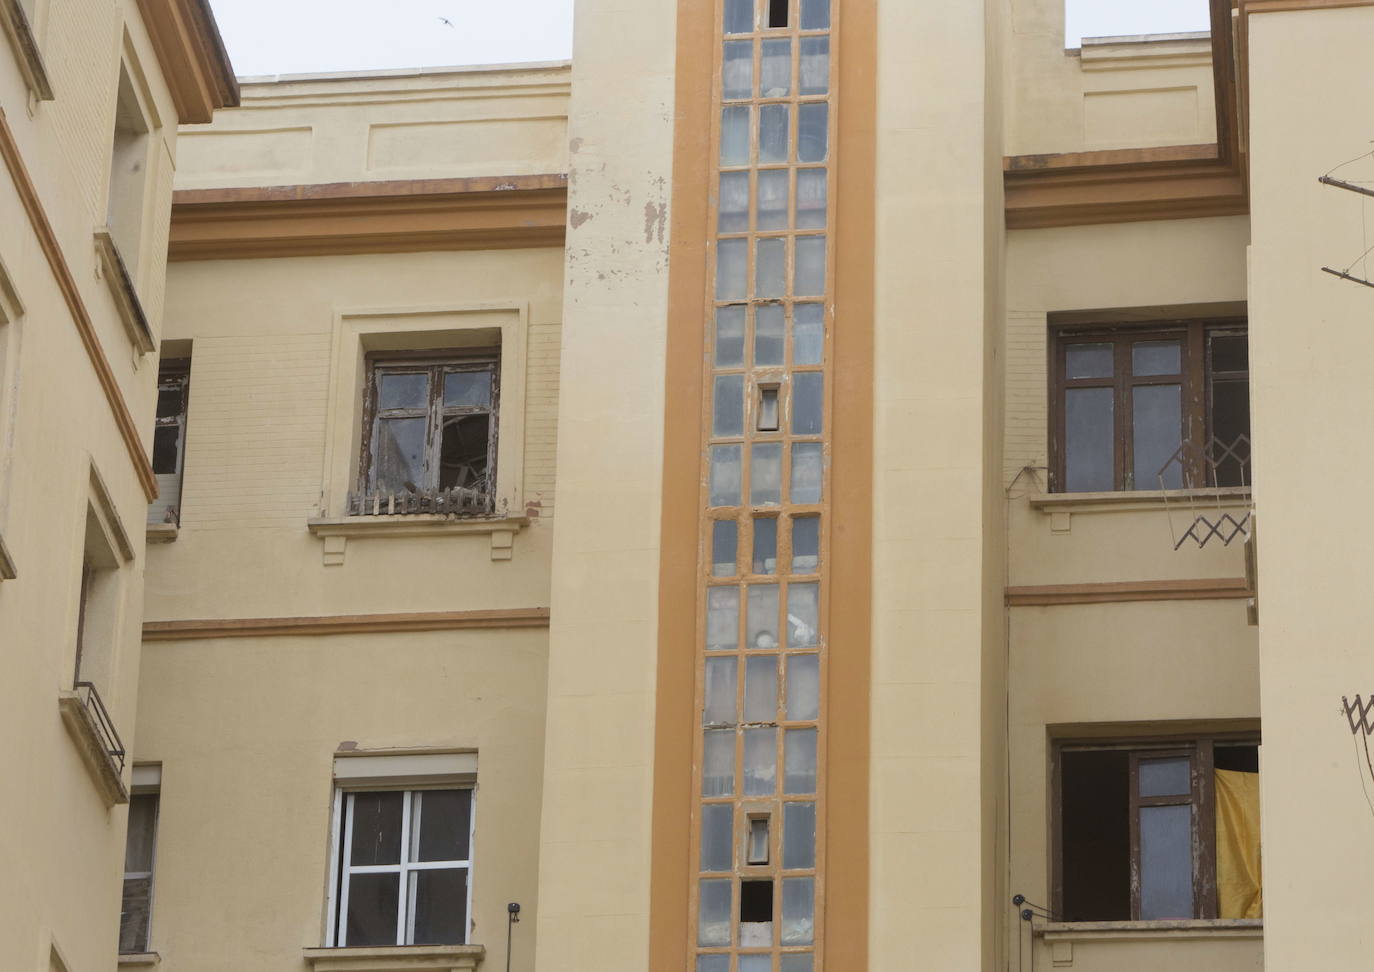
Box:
<box><xmin>1065</xmin><ymin>0</ymin><xmax>1210</xmax><ymax>47</ymax></box>
<box><xmin>207</xmin><ymin>0</ymin><xmax>1210</xmax><ymax>78</ymax></box>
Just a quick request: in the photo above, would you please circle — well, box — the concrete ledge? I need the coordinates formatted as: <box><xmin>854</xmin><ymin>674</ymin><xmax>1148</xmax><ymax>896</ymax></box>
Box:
<box><xmin>58</xmin><ymin>692</ymin><xmax>129</xmax><ymax>806</ymax></box>
<box><xmin>303</xmin><ymin>944</ymin><xmax>485</xmax><ymax>972</ymax></box>
<box><xmin>1039</xmin><ymin>918</ymin><xmax>1263</xmax><ymax>941</ymax></box>
<box><xmin>146</xmin><ymin>522</ymin><xmax>178</xmax><ymax>544</ymax></box>
<box><xmin>94</xmin><ymin>230</ymin><xmax>156</xmax><ymax>354</ymax></box>
<box><xmin>307</xmin><ymin>514</ymin><xmax>529</xmax><ymax>565</ymax></box>
<box><xmin>117</xmin><ymin>953</ymin><xmax>161</xmax><ymax>968</ymax></box>
<box><xmin>0</xmin><ymin>0</ymin><xmax>53</xmax><ymax>100</ymax></box>
<box><xmin>1029</xmin><ymin>486</ymin><xmax>1252</xmax><ymax>515</ymax></box>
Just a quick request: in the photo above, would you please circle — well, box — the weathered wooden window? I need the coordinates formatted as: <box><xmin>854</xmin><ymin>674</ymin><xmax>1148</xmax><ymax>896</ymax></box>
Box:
<box><xmin>356</xmin><ymin>352</ymin><xmax>498</xmax><ymax>516</ymax></box>
<box><xmin>1050</xmin><ymin>320</ymin><xmax>1249</xmax><ymax>492</ymax></box>
<box><xmin>331</xmin><ymin>788</ymin><xmax>474</xmax><ymax>947</ymax></box>
<box><xmin>120</xmin><ymin>791</ymin><xmax>159</xmax><ymax>953</ymax></box>
<box><xmin>149</xmin><ymin>359</ymin><xmax>189</xmax><ymax>527</ymax></box>
<box><xmin>1054</xmin><ymin>735</ymin><xmax>1261</xmax><ymax>922</ymax></box>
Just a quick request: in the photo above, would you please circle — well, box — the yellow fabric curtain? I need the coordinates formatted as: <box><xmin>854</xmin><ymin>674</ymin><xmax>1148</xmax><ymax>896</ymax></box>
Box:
<box><xmin>1215</xmin><ymin>768</ymin><xmax>1263</xmax><ymax>918</ymax></box>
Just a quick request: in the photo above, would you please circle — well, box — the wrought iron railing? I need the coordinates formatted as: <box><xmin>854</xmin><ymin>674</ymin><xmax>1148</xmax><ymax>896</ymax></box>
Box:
<box><xmin>346</xmin><ymin>485</ymin><xmax>492</xmax><ymax>517</ymax></box>
<box><xmin>73</xmin><ymin>680</ymin><xmax>126</xmax><ymax>774</ymax></box>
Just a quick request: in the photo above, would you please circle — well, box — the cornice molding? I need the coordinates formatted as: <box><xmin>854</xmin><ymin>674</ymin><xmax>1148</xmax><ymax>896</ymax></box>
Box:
<box><xmin>1005</xmin><ymin>577</ymin><xmax>1251</xmax><ymax>606</ymax></box>
<box><xmin>169</xmin><ymin>174</ymin><xmax>569</xmax><ymax>261</ymax></box>
<box><xmin>143</xmin><ymin>607</ymin><xmax>552</xmax><ymax>640</ymax></box>
<box><xmin>0</xmin><ymin>108</ymin><xmax>157</xmax><ymax>500</ymax></box>
<box><xmin>134</xmin><ymin>0</ymin><xmax>239</xmax><ymax>123</ymax></box>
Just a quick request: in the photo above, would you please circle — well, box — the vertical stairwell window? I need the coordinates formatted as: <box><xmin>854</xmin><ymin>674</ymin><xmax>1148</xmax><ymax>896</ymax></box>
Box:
<box><xmin>149</xmin><ymin>359</ymin><xmax>189</xmax><ymax>528</ymax></box>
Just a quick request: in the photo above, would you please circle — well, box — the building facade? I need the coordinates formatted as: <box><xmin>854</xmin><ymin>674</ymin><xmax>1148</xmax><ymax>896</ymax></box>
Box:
<box><xmin>6</xmin><ymin>0</ymin><xmax>1374</xmax><ymax>970</ymax></box>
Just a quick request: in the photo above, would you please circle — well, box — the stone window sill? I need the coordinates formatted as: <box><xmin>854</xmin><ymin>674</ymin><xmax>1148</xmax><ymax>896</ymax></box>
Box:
<box><xmin>1038</xmin><ymin>918</ymin><xmax>1263</xmax><ymax>942</ymax></box>
<box><xmin>146</xmin><ymin>522</ymin><xmax>178</xmax><ymax>544</ymax></box>
<box><xmin>94</xmin><ymin>230</ymin><xmax>155</xmax><ymax>354</ymax></box>
<box><xmin>0</xmin><ymin>529</ymin><xmax>15</xmax><ymax>579</ymax></box>
<box><xmin>303</xmin><ymin>944</ymin><xmax>485</xmax><ymax>972</ymax></box>
<box><xmin>117</xmin><ymin>953</ymin><xmax>160</xmax><ymax>968</ymax></box>
<box><xmin>57</xmin><ymin>691</ymin><xmax>129</xmax><ymax>806</ymax></box>
<box><xmin>0</xmin><ymin>0</ymin><xmax>53</xmax><ymax>101</ymax></box>
<box><xmin>1029</xmin><ymin>487</ymin><xmax>1252</xmax><ymax>515</ymax></box>
<box><xmin>306</xmin><ymin>514</ymin><xmax>529</xmax><ymax>565</ymax></box>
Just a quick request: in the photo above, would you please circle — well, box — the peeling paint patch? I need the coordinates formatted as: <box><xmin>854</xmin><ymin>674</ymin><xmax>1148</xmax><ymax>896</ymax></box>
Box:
<box><xmin>526</xmin><ymin>498</ymin><xmax>543</xmax><ymax>519</ymax></box>
<box><xmin>569</xmin><ymin>208</ymin><xmax>594</xmax><ymax>229</ymax></box>
<box><xmin>644</xmin><ymin>200</ymin><xmax>667</xmax><ymax>245</ymax></box>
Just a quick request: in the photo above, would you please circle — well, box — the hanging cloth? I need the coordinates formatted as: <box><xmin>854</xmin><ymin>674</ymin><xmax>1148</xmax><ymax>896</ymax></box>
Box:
<box><xmin>1215</xmin><ymin>768</ymin><xmax>1263</xmax><ymax>919</ymax></box>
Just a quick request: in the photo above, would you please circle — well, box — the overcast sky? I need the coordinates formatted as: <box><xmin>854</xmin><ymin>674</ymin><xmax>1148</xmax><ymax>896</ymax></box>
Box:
<box><xmin>208</xmin><ymin>0</ymin><xmax>1210</xmax><ymax>78</ymax></box>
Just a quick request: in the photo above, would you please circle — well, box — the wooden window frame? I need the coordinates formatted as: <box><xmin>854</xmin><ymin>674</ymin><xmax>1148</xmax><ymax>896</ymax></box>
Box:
<box><xmin>357</xmin><ymin>349</ymin><xmax>500</xmax><ymax>509</ymax></box>
<box><xmin>1049</xmin><ymin>318</ymin><xmax>1248</xmax><ymax>492</ymax></box>
<box><xmin>1050</xmin><ymin>732</ymin><xmax>1259</xmax><ymax>922</ymax></box>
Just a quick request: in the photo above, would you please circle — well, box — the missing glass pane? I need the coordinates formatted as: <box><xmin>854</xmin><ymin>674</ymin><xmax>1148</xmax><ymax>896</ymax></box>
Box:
<box><xmin>740</xmin><ymin>879</ymin><xmax>774</xmax><ymax>922</ymax></box>
<box><xmin>767</xmin><ymin>0</ymin><xmax>789</xmax><ymax>28</ymax></box>
<box><xmin>439</xmin><ymin>414</ymin><xmax>489</xmax><ymax>491</ymax></box>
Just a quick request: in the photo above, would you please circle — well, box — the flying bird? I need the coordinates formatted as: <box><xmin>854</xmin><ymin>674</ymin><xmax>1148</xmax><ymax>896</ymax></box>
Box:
<box><xmin>438</xmin><ymin>16</ymin><xmax>454</xmax><ymax>27</ymax></box>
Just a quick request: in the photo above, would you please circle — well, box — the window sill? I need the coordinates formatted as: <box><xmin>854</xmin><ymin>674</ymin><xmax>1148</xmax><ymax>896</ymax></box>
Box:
<box><xmin>57</xmin><ymin>691</ymin><xmax>129</xmax><ymax>806</ymax></box>
<box><xmin>1038</xmin><ymin>919</ymin><xmax>1263</xmax><ymax>942</ymax></box>
<box><xmin>307</xmin><ymin>514</ymin><xmax>529</xmax><ymax>565</ymax></box>
<box><xmin>0</xmin><ymin>529</ymin><xmax>15</xmax><ymax>579</ymax></box>
<box><xmin>117</xmin><ymin>953</ymin><xmax>160</xmax><ymax>968</ymax></box>
<box><xmin>94</xmin><ymin>230</ymin><xmax>155</xmax><ymax>354</ymax></box>
<box><xmin>0</xmin><ymin>0</ymin><xmax>53</xmax><ymax>101</ymax></box>
<box><xmin>303</xmin><ymin>944</ymin><xmax>485</xmax><ymax>972</ymax></box>
<box><xmin>146</xmin><ymin>522</ymin><xmax>178</xmax><ymax>544</ymax></box>
<box><xmin>1029</xmin><ymin>486</ymin><xmax>1252</xmax><ymax>515</ymax></box>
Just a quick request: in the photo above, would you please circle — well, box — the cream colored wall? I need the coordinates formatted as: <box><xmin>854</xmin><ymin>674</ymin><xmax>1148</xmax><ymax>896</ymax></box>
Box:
<box><xmin>0</xmin><ymin>0</ymin><xmax>187</xmax><ymax>970</ymax></box>
<box><xmin>174</xmin><ymin>63</ymin><xmax>570</xmax><ymax>191</ymax></box>
<box><xmin>1247</xmin><ymin>5</ymin><xmax>1374</xmax><ymax>968</ymax></box>
<box><xmin>1006</xmin><ymin>0</ymin><xmax>1216</xmax><ymax>157</ymax></box>
<box><xmin>1004</xmin><ymin>214</ymin><xmax>1259</xmax><ymax>969</ymax></box>
<box><xmin>531</xmin><ymin>0</ymin><xmax>675</xmax><ymax>966</ymax></box>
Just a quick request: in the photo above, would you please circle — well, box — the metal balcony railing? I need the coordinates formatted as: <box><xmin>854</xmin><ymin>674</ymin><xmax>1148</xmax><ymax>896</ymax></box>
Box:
<box><xmin>346</xmin><ymin>485</ymin><xmax>492</xmax><ymax>517</ymax></box>
<box><xmin>73</xmin><ymin>680</ymin><xmax>126</xmax><ymax>775</ymax></box>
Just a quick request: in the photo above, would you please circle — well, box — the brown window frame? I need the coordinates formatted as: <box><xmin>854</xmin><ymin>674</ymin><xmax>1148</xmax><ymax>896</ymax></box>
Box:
<box><xmin>1051</xmin><ymin>732</ymin><xmax>1260</xmax><ymax>922</ymax></box>
<box><xmin>1049</xmin><ymin>319</ymin><xmax>1248</xmax><ymax>492</ymax></box>
<box><xmin>357</xmin><ymin>349</ymin><xmax>500</xmax><ymax>512</ymax></box>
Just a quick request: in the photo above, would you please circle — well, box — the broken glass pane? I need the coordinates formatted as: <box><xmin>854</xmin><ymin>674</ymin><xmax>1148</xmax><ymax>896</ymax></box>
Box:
<box><xmin>378</xmin><ymin>372</ymin><xmax>428</xmax><ymax>410</ymax></box>
<box><xmin>793</xmin><ymin>304</ymin><xmax>824</xmax><ymax>365</ymax></box>
<box><xmin>753</xmin><ymin>516</ymin><xmax>778</xmax><ymax>574</ymax></box>
<box><xmin>751</xmin><ymin>442</ymin><xmax>783</xmax><ymax>505</ymax></box>
<box><xmin>784</xmin><ymin>728</ymin><xmax>817</xmax><ymax>794</ymax></box>
<box><xmin>350</xmin><ymin>791</ymin><xmax>403</xmax><ymax>865</ymax></box>
<box><xmin>760</xmin><ymin>104</ymin><xmax>789</xmax><ymax>163</ymax></box>
<box><xmin>712</xmin><ymin>520</ymin><xmax>739</xmax><ymax>578</ymax></box>
<box><xmin>757</xmin><ymin>238</ymin><xmax>786</xmax><ymax>299</ymax></box>
<box><xmin>794</xmin><ymin>236</ymin><xmax>826</xmax><ymax>296</ymax></box>
<box><xmin>699</xmin><ymin>879</ymin><xmax>733</xmax><ymax>946</ymax></box>
<box><xmin>761</xmin><ymin>38</ymin><xmax>792</xmax><ymax>96</ymax></box>
<box><xmin>716</xmin><ymin>305</ymin><xmax>748</xmax><ymax>367</ymax></box>
<box><xmin>714</xmin><ymin>374</ymin><xmax>746</xmax><ymax>438</ymax></box>
<box><xmin>346</xmin><ymin>872</ymin><xmax>400</xmax><ymax>946</ymax></box>
<box><xmin>745</xmin><ymin>655</ymin><xmax>779</xmax><ymax>722</ymax></box>
<box><xmin>443</xmin><ymin>370</ymin><xmax>491</xmax><ymax>408</ymax></box>
<box><xmin>717</xmin><ymin>238</ymin><xmax>748</xmax><ymax>300</ymax></box>
<box><xmin>705</xmin><ymin>656</ymin><xmax>739</xmax><ymax>727</ymax></box>
<box><xmin>1064</xmin><ymin>387</ymin><xmax>1113</xmax><ymax>492</ymax></box>
<box><xmin>721</xmin><ymin>106</ymin><xmax>750</xmax><ymax>166</ymax></box>
<box><xmin>786</xmin><ymin>654</ymin><xmax>820</xmax><ymax>721</ymax></box>
<box><xmin>792</xmin><ymin>372</ymin><xmax>823</xmax><ymax>434</ymax></box>
<box><xmin>755</xmin><ymin>303</ymin><xmax>786</xmax><ymax>365</ymax></box>
<box><xmin>799</xmin><ymin>35</ymin><xmax>829</xmax><ymax>94</ymax></box>
<box><xmin>796</xmin><ymin>168</ymin><xmax>827</xmax><ymax>229</ymax></box>
<box><xmin>787</xmin><ymin>582</ymin><xmax>819</xmax><ymax>649</ymax></box>
<box><xmin>439</xmin><ymin>414</ymin><xmax>489</xmax><ymax>491</ymax></box>
<box><xmin>744</xmin><ymin>727</ymin><xmax>778</xmax><ymax>796</ymax></box>
<box><xmin>710</xmin><ymin>444</ymin><xmax>743</xmax><ymax>506</ymax></box>
<box><xmin>797</xmin><ymin>103</ymin><xmax>828</xmax><ymax>162</ymax></box>
<box><xmin>703</xmin><ymin>729</ymin><xmax>736</xmax><ymax>796</ymax></box>
<box><xmin>791</xmin><ymin>515</ymin><xmax>819</xmax><ymax>572</ymax></box>
<box><xmin>707</xmin><ymin>586</ymin><xmax>740</xmax><ymax>651</ymax></box>
<box><xmin>790</xmin><ymin>442</ymin><xmax>823</xmax><ymax>504</ymax></box>
<box><xmin>783</xmin><ymin>802</ymin><xmax>816</xmax><ymax>869</ymax></box>
<box><xmin>701</xmin><ymin>803</ymin><xmax>734</xmax><ymax>872</ymax></box>
<box><xmin>723</xmin><ymin>40</ymin><xmax>754</xmax><ymax>99</ymax></box>
<box><xmin>757</xmin><ymin>169</ymin><xmax>789</xmax><ymax>232</ymax></box>
<box><xmin>408</xmin><ymin>868</ymin><xmax>467</xmax><ymax>945</ymax></box>
<box><xmin>720</xmin><ymin>171</ymin><xmax>750</xmax><ymax>233</ymax></box>
<box><xmin>748</xmin><ymin>583</ymin><xmax>781</xmax><ymax>650</ymax></box>
<box><xmin>781</xmin><ymin>877</ymin><xmax>815</xmax><ymax>945</ymax></box>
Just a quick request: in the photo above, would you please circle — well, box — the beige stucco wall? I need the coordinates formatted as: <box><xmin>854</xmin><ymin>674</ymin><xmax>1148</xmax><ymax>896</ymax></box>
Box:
<box><xmin>1248</xmin><ymin>5</ymin><xmax>1374</xmax><ymax>968</ymax></box>
<box><xmin>0</xmin><ymin>0</ymin><xmax>190</xmax><ymax>969</ymax></box>
<box><xmin>1006</xmin><ymin>0</ymin><xmax>1216</xmax><ymax>157</ymax></box>
<box><xmin>174</xmin><ymin>63</ymin><xmax>570</xmax><ymax>191</ymax></box>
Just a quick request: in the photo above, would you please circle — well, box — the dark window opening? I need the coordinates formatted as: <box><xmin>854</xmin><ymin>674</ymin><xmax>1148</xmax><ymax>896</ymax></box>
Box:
<box><xmin>768</xmin><ymin>0</ymin><xmax>789</xmax><ymax>28</ymax></box>
<box><xmin>149</xmin><ymin>359</ymin><xmax>190</xmax><ymax>526</ymax></box>
<box><xmin>1060</xmin><ymin>749</ymin><xmax>1130</xmax><ymax>921</ymax></box>
<box><xmin>740</xmin><ymin>879</ymin><xmax>773</xmax><ymax>922</ymax></box>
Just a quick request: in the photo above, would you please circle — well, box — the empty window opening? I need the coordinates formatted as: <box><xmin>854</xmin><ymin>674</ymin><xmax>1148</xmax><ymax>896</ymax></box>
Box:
<box><xmin>757</xmin><ymin>385</ymin><xmax>780</xmax><ymax>432</ymax></box>
<box><xmin>747</xmin><ymin>816</ymin><xmax>771</xmax><ymax>864</ymax></box>
<box><xmin>1060</xmin><ymin>749</ymin><xmax>1130</xmax><ymax>921</ymax></box>
<box><xmin>149</xmin><ymin>359</ymin><xmax>189</xmax><ymax>527</ymax></box>
<box><xmin>768</xmin><ymin>0</ymin><xmax>789</xmax><ymax>28</ymax></box>
<box><xmin>740</xmin><ymin>879</ymin><xmax>773</xmax><ymax>922</ymax></box>
<box><xmin>107</xmin><ymin>64</ymin><xmax>151</xmax><ymax>273</ymax></box>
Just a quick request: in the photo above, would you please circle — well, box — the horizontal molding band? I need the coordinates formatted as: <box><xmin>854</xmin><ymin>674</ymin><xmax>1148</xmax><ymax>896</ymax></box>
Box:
<box><xmin>143</xmin><ymin>607</ymin><xmax>551</xmax><ymax>640</ymax></box>
<box><xmin>0</xmin><ymin>107</ymin><xmax>158</xmax><ymax>500</ymax></box>
<box><xmin>1006</xmin><ymin>578</ymin><xmax>1251</xmax><ymax>606</ymax></box>
<box><xmin>169</xmin><ymin>174</ymin><xmax>569</xmax><ymax>261</ymax></box>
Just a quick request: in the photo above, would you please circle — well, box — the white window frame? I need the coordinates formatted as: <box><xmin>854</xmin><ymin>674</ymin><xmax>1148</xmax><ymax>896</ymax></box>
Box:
<box><xmin>120</xmin><ymin>766</ymin><xmax>161</xmax><ymax>954</ymax></box>
<box><xmin>326</xmin><ymin>785</ymin><xmax>477</xmax><ymax>947</ymax></box>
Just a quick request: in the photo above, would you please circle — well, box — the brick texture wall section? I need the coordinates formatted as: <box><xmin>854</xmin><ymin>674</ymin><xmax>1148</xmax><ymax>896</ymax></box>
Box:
<box><xmin>523</xmin><ymin>321</ymin><xmax>561</xmax><ymax>518</ymax></box>
<box><xmin>1004</xmin><ymin>310</ymin><xmax>1049</xmax><ymax>490</ymax></box>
